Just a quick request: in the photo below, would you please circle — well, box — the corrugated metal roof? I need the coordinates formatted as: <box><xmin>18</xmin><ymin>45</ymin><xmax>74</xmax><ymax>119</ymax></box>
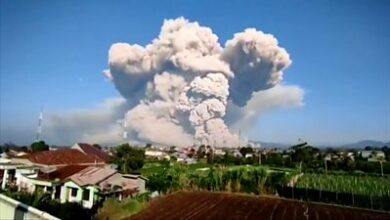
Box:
<box><xmin>68</xmin><ymin>166</ymin><xmax>117</xmax><ymax>186</ymax></box>
<box><xmin>37</xmin><ymin>165</ymin><xmax>90</xmax><ymax>181</ymax></box>
<box><xmin>28</xmin><ymin>149</ymin><xmax>104</xmax><ymax>165</ymax></box>
<box><xmin>77</xmin><ymin>143</ymin><xmax>111</xmax><ymax>162</ymax></box>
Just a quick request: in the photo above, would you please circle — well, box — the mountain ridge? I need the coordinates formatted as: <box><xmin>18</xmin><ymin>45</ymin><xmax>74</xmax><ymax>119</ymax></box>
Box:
<box><xmin>250</xmin><ymin>140</ymin><xmax>390</xmax><ymax>149</ymax></box>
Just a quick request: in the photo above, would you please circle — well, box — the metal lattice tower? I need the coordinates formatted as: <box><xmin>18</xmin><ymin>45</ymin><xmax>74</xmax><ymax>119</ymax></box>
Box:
<box><xmin>238</xmin><ymin>129</ymin><xmax>242</xmax><ymax>148</ymax></box>
<box><xmin>123</xmin><ymin>119</ymin><xmax>128</xmax><ymax>140</ymax></box>
<box><xmin>35</xmin><ymin>106</ymin><xmax>43</xmax><ymax>142</ymax></box>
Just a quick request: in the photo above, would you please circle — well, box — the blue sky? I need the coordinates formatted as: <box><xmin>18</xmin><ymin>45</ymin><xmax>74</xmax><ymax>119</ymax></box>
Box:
<box><xmin>1</xmin><ymin>0</ymin><xmax>389</xmax><ymax>145</ymax></box>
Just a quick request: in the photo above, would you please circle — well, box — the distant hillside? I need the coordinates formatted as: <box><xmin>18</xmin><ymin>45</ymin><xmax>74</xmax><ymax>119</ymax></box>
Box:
<box><xmin>249</xmin><ymin>140</ymin><xmax>390</xmax><ymax>149</ymax></box>
<box><xmin>340</xmin><ymin>140</ymin><xmax>390</xmax><ymax>149</ymax></box>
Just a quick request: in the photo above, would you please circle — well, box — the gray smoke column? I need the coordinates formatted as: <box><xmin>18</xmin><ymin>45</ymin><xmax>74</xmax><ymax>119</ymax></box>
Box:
<box><xmin>105</xmin><ymin>17</ymin><xmax>293</xmax><ymax>147</ymax></box>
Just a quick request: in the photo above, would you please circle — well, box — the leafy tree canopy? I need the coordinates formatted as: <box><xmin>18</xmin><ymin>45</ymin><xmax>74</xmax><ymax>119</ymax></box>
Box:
<box><xmin>113</xmin><ymin>144</ymin><xmax>145</xmax><ymax>173</ymax></box>
<box><xmin>239</xmin><ymin>146</ymin><xmax>254</xmax><ymax>157</ymax></box>
<box><xmin>31</xmin><ymin>140</ymin><xmax>49</xmax><ymax>152</ymax></box>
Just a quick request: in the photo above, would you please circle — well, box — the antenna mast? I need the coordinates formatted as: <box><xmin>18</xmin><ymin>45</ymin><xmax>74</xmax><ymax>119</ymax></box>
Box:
<box><xmin>238</xmin><ymin>129</ymin><xmax>241</xmax><ymax>148</ymax></box>
<box><xmin>35</xmin><ymin>106</ymin><xmax>43</xmax><ymax>142</ymax></box>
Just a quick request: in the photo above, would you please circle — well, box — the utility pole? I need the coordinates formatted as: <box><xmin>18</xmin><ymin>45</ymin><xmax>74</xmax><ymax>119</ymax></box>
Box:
<box><xmin>380</xmin><ymin>160</ymin><xmax>384</xmax><ymax>177</ymax></box>
<box><xmin>324</xmin><ymin>159</ymin><xmax>328</xmax><ymax>174</ymax></box>
<box><xmin>258</xmin><ymin>150</ymin><xmax>262</xmax><ymax>165</ymax></box>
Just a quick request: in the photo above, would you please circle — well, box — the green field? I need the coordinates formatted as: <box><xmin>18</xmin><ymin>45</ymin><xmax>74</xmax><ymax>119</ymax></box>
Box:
<box><xmin>140</xmin><ymin>161</ymin><xmax>211</xmax><ymax>176</ymax></box>
<box><xmin>296</xmin><ymin>173</ymin><xmax>390</xmax><ymax>197</ymax></box>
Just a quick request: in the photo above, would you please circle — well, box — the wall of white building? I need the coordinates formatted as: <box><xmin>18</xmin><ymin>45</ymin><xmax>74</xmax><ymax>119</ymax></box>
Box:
<box><xmin>0</xmin><ymin>194</ymin><xmax>60</xmax><ymax>220</ymax></box>
<box><xmin>63</xmin><ymin>181</ymin><xmax>98</xmax><ymax>208</ymax></box>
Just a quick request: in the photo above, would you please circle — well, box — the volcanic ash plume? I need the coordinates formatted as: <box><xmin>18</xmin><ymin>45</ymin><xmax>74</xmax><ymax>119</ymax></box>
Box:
<box><xmin>105</xmin><ymin>17</ymin><xmax>293</xmax><ymax>147</ymax></box>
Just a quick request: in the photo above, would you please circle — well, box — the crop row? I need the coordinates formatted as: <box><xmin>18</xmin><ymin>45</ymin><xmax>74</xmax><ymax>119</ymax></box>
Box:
<box><xmin>295</xmin><ymin>173</ymin><xmax>390</xmax><ymax>197</ymax></box>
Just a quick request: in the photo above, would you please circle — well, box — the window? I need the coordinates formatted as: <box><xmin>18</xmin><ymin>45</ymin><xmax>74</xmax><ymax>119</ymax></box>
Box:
<box><xmin>82</xmin><ymin>189</ymin><xmax>90</xmax><ymax>201</ymax></box>
<box><xmin>54</xmin><ymin>186</ymin><xmax>61</xmax><ymax>199</ymax></box>
<box><xmin>46</xmin><ymin>186</ymin><xmax>53</xmax><ymax>193</ymax></box>
<box><xmin>71</xmin><ymin>188</ymin><xmax>78</xmax><ymax>197</ymax></box>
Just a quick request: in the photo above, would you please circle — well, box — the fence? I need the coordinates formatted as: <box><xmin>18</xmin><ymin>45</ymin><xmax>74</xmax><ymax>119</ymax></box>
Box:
<box><xmin>276</xmin><ymin>186</ymin><xmax>390</xmax><ymax>211</ymax></box>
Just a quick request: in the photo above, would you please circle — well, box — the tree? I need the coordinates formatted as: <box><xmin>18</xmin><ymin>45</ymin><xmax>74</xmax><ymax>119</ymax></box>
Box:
<box><xmin>188</xmin><ymin>148</ymin><xmax>196</xmax><ymax>158</ymax></box>
<box><xmin>290</xmin><ymin>145</ymin><xmax>320</xmax><ymax>170</ymax></box>
<box><xmin>206</xmin><ymin>146</ymin><xmax>214</xmax><ymax>163</ymax></box>
<box><xmin>365</xmin><ymin>146</ymin><xmax>373</xmax><ymax>151</ymax></box>
<box><xmin>31</xmin><ymin>141</ymin><xmax>49</xmax><ymax>152</ymax></box>
<box><xmin>169</xmin><ymin>146</ymin><xmax>177</xmax><ymax>154</ymax></box>
<box><xmin>113</xmin><ymin>144</ymin><xmax>145</xmax><ymax>173</ymax></box>
<box><xmin>239</xmin><ymin>146</ymin><xmax>254</xmax><ymax>157</ymax></box>
<box><xmin>197</xmin><ymin>145</ymin><xmax>206</xmax><ymax>159</ymax></box>
<box><xmin>92</xmin><ymin>144</ymin><xmax>102</xmax><ymax>149</ymax></box>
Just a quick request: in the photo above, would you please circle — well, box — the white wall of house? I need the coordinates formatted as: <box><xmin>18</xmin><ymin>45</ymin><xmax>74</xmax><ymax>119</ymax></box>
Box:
<box><xmin>62</xmin><ymin>181</ymin><xmax>98</xmax><ymax>209</ymax></box>
<box><xmin>64</xmin><ymin>181</ymin><xmax>82</xmax><ymax>203</ymax></box>
<box><xmin>122</xmin><ymin>175</ymin><xmax>147</xmax><ymax>194</ymax></box>
<box><xmin>16</xmin><ymin>173</ymin><xmax>35</xmax><ymax>193</ymax></box>
<box><xmin>0</xmin><ymin>194</ymin><xmax>60</xmax><ymax>220</ymax></box>
<box><xmin>82</xmin><ymin>186</ymin><xmax>98</xmax><ymax>209</ymax></box>
<box><xmin>137</xmin><ymin>178</ymin><xmax>146</xmax><ymax>194</ymax></box>
<box><xmin>1</xmin><ymin>169</ymin><xmax>10</xmax><ymax>189</ymax></box>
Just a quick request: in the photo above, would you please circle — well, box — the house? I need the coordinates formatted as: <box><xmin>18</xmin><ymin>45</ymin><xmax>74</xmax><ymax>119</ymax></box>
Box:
<box><xmin>360</xmin><ymin>150</ymin><xmax>385</xmax><ymax>161</ymax></box>
<box><xmin>16</xmin><ymin>165</ymin><xmax>146</xmax><ymax>209</ymax></box>
<box><xmin>245</xmin><ymin>153</ymin><xmax>253</xmax><ymax>158</ymax></box>
<box><xmin>71</xmin><ymin>143</ymin><xmax>111</xmax><ymax>163</ymax></box>
<box><xmin>214</xmin><ymin>149</ymin><xmax>226</xmax><ymax>156</ymax></box>
<box><xmin>26</xmin><ymin>149</ymin><xmax>106</xmax><ymax>167</ymax></box>
<box><xmin>61</xmin><ymin>166</ymin><xmax>146</xmax><ymax>208</ymax></box>
<box><xmin>145</xmin><ymin>150</ymin><xmax>170</xmax><ymax>160</ymax></box>
<box><xmin>1</xmin><ymin>156</ymin><xmax>34</xmax><ymax>190</ymax></box>
<box><xmin>1</xmin><ymin>149</ymin><xmax>106</xmax><ymax>190</ymax></box>
<box><xmin>232</xmin><ymin>150</ymin><xmax>242</xmax><ymax>157</ymax></box>
<box><xmin>16</xmin><ymin>165</ymin><xmax>89</xmax><ymax>199</ymax></box>
<box><xmin>368</xmin><ymin>151</ymin><xmax>386</xmax><ymax>162</ymax></box>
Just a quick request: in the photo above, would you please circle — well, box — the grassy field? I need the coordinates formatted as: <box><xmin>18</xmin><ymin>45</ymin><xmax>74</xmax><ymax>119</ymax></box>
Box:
<box><xmin>140</xmin><ymin>161</ymin><xmax>297</xmax><ymax>177</ymax></box>
<box><xmin>140</xmin><ymin>161</ymin><xmax>212</xmax><ymax>176</ymax></box>
<box><xmin>296</xmin><ymin>173</ymin><xmax>390</xmax><ymax>197</ymax></box>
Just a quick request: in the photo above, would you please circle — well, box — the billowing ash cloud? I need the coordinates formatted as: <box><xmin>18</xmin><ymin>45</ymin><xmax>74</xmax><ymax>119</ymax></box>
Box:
<box><xmin>45</xmin><ymin>98</ymin><xmax>129</xmax><ymax>145</ymax></box>
<box><xmin>100</xmin><ymin>17</ymin><xmax>299</xmax><ymax>147</ymax></box>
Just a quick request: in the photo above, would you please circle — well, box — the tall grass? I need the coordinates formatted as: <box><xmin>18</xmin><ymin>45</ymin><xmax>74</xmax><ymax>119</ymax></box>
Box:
<box><xmin>146</xmin><ymin>165</ymin><xmax>291</xmax><ymax>195</ymax></box>
<box><xmin>296</xmin><ymin>173</ymin><xmax>390</xmax><ymax>197</ymax></box>
<box><xmin>96</xmin><ymin>193</ymin><xmax>150</xmax><ymax>220</ymax></box>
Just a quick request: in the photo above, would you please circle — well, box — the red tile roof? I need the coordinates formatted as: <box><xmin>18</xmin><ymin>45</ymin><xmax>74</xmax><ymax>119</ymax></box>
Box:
<box><xmin>28</xmin><ymin>149</ymin><xmax>105</xmax><ymax>166</ymax></box>
<box><xmin>38</xmin><ymin>165</ymin><xmax>90</xmax><ymax>181</ymax></box>
<box><xmin>77</xmin><ymin>143</ymin><xmax>111</xmax><ymax>162</ymax></box>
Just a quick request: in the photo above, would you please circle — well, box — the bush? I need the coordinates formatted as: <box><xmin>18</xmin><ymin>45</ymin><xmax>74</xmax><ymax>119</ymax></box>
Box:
<box><xmin>96</xmin><ymin>196</ymin><xmax>147</xmax><ymax>220</ymax></box>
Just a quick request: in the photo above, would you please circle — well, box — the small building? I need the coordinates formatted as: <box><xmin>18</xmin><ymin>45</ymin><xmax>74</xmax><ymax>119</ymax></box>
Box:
<box><xmin>1</xmin><ymin>149</ymin><xmax>106</xmax><ymax>194</ymax></box>
<box><xmin>360</xmin><ymin>150</ymin><xmax>385</xmax><ymax>161</ymax></box>
<box><xmin>145</xmin><ymin>150</ymin><xmax>170</xmax><ymax>160</ymax></box>
<box><xmin>245</xmin><ymin>153</ymin><xmax>253</xmax><ymax>158</ymax></box>
<box><xmin>16</xmin><ymin>165</ymin><xmax>146</xmax><ymax>209</ymax></box>
<box><xmin>232</xmin><ymin>150</ymin><xmax>242</xmax><ymax>158</ymax></box>
<box><xmin>0</xmin><ymin>157</ymin><xmax>34</xmax><ymax>190</ymax></box>
<box><xmin>62</xmin><ymin>166</ymin><xmax>146</xmax><ymax>208</ymax></box>
<box><xmin>214</xmin><ymin>149</ymin><xmax>226</xmax><ymax>156</ymax></box>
